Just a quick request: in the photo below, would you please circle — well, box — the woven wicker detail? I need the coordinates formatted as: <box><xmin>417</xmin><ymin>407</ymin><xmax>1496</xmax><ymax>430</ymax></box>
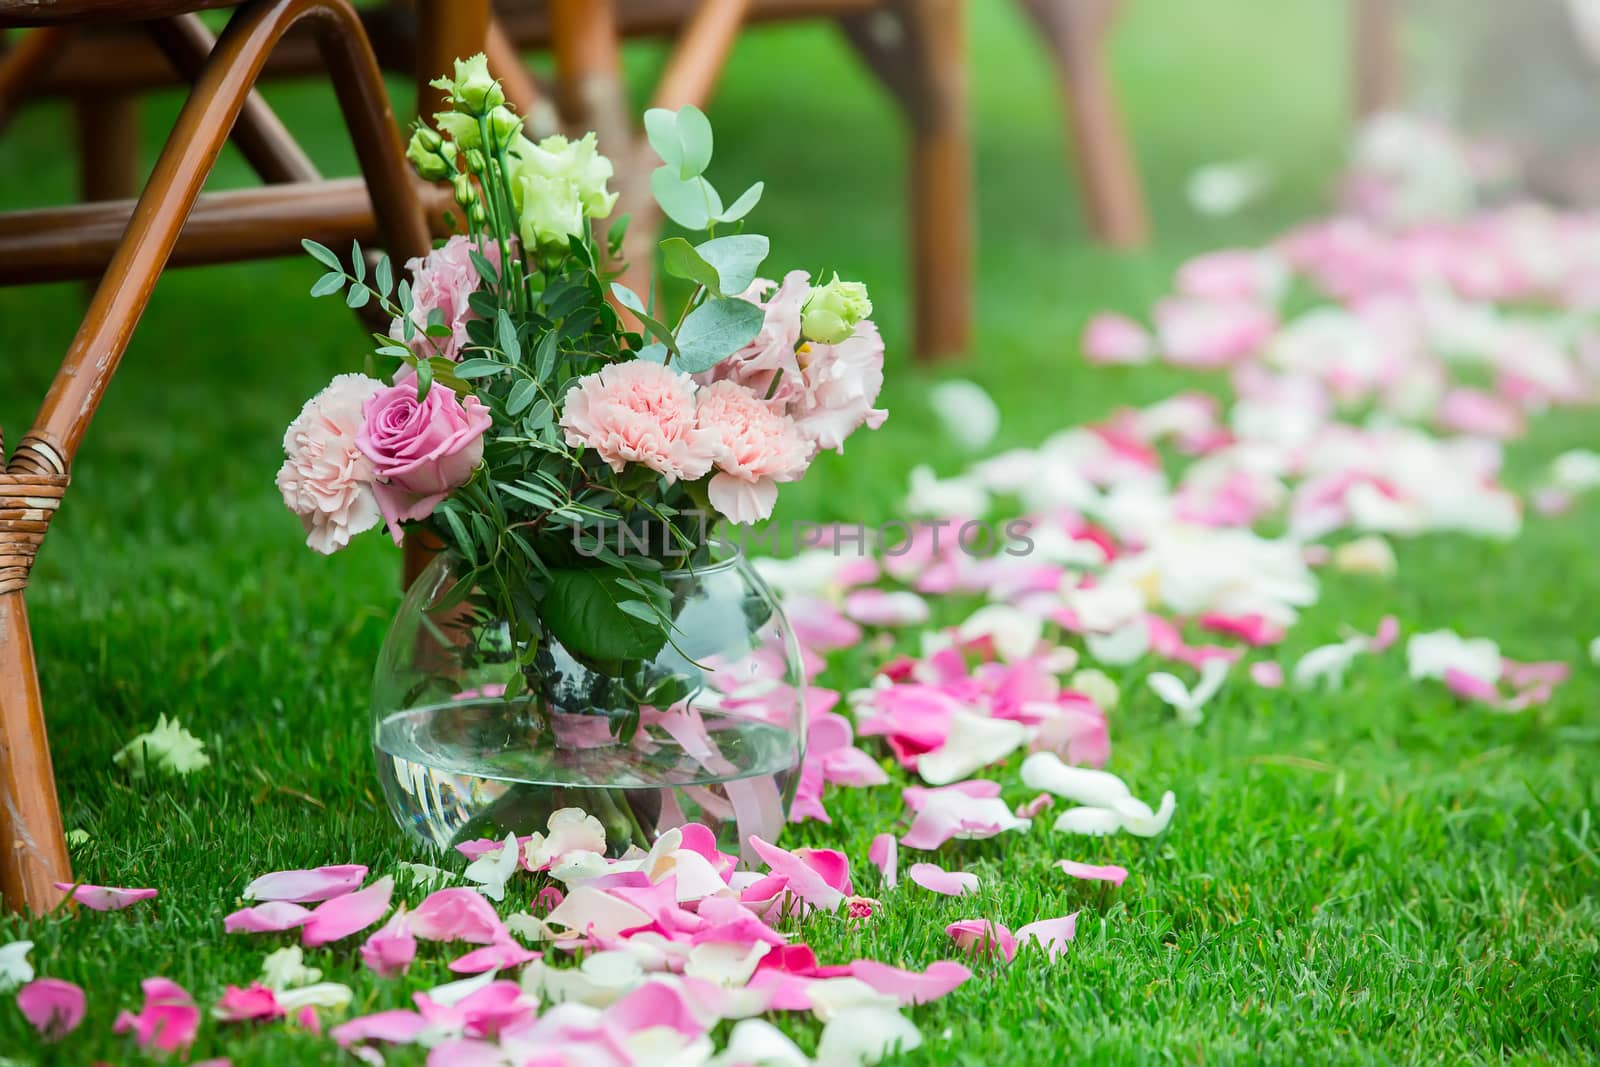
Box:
<box><xmin>0</xmin><ymin>470</ymin><xmax>68</xmax><ymax>596</ymax></box>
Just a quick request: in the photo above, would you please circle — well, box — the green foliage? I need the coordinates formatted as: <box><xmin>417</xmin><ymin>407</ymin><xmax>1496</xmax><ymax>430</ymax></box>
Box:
<box><xmin>538</xmin><ymin>567</ymin><xmax>670</xmax><ymax>663</ymax></box>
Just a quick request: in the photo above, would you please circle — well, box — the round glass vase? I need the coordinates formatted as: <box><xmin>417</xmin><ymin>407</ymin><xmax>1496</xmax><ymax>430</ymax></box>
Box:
<box><xmin>370</xmin><ymin>546</ymin><xmax>805</xmax><ymax>862</ymax></box>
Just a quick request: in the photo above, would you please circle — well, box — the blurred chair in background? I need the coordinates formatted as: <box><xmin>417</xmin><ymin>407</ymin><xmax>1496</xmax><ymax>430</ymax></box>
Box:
<box><xmin>0</xmin><ymin>0</ymin><xmax>440</xmax><ymax>915</ymax></box>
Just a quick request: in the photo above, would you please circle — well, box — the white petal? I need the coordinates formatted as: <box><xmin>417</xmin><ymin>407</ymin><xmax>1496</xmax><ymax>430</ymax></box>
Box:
<box><xmin>1119</xmin><ymin>791</ymin><xmax>1177</xmax><ymax>837</ymax></box>
<box><xmin>927</xmin><ymin>379</ymin><xmax>1001</xmax><ymax>452</ymax></box>
<box><xmin>1146</xmin><ymin>672</ymin><xmax>1195</xmax><ymax>712</ymax></box>
<box><xmin>1086</xmin><ymin>620</ymin><xmax>1149</xmax><ymax>665</ymax></box>
<box><xmin>463</xmin><ymin>831</ymin><xmax>519</xmax><ymax>902</ymax></box>
<box><xmin>1192</xmin><ymin>658</ymin><xmax>1230</xmax><ymax>705</ymax></box>
<box><xmin>710</xmin><ymin>1019</ymin><xmax>810</xmax><ymax>1067</ymax></box>
<box><xmin>916</xmin><ymin>711</ymin><xmax>1033</xmax><ymax>785</ymax></box>
<box><xmin>425</xmin><ymin>967</ymin><xmax>498</xmax><ymax>1007</ymax></box>
<box><xmin>816</xmin><ymin>1006</ymin><xmax>923</xmax><ymax>1067</ymax></box>
<box><xmin>277</xmin><ymin>982</ymin><xmax>353</xmax><ymax>1013</ymax></box>
<box><xmin>1051</xmin><ymin>807</ymin><xmax>1125</xmax><ymax>836</ymax></box>
<box><xmin>684</xmin><ymin>941</ymin><xmax>772</xmax><ymax>988</ymax></box>
<box><xmin>1019</xmin><ymin>752</ymin><xmax>1133</xmax><ymax>807</ymax></box>
<box><xmin>0</xmin><ymin>940</ymin><xmax>34</xmax><ymax>992</ymax></box>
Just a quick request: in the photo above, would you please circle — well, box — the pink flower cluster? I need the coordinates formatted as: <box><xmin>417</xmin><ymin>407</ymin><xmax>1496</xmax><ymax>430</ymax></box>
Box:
<box><xmin>558</xmin><ymin>280</ymin><xmax>886</xmax><ymax>524</ymax></box>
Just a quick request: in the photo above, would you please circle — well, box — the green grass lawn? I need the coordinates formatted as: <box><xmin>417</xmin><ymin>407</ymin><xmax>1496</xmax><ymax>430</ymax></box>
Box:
<box><xmin>2</xmin><ymin>1</ymin><xmax>1598</xmax><ymax>1063</ymax></box>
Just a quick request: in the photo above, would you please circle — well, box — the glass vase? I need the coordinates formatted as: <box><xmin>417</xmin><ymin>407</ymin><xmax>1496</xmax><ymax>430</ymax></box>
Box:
<box><xmin>370</xmin><ymin>546</ymin><xmax>805</xmax><ymax>863</ymax></box>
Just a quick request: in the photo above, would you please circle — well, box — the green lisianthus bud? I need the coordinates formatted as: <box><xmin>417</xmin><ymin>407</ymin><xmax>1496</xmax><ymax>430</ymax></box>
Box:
<box><xmin>801</xmin><ymin>273</ymin><xmax>873</xmax><ymax>344</ymax></box>
<box><xmin>406</xmin><ymin>127</ymin><xmax>450</xmax><ymax>180</ymax></box>
<box><xmin>469</xmin><ymin>202</ymin><xmax>488</xmax><ymax>227</ymax></box>
<box><xmin>451</xmin><ymin>174</ymin><xmax>477</xmax><ymax>207</ymax></box>
<box><xmin>484</xmin><ymin>104</ymin><xmax>524</xmax><ymax>148</ymax></box>
<box><xmin>464</xmin><ymin>148</ymin><xmax>487</xmax><ymax>175</ymax></box>
<box><xmin>438</xmin><ymin>52</ymin><xmax>503</xmax><ymax>114</ymax></box>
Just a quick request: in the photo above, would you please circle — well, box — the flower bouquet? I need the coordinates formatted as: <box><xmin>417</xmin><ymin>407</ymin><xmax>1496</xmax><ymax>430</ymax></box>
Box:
<box><xmin>275</xmin><ymin>56</ymin><xmax>887</xmax><ymax>859</ymax></box>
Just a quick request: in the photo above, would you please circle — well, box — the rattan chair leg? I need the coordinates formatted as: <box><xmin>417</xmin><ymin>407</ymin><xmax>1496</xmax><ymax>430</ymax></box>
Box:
<box><xmin>0</xmin><ymin>0</ymin><xmax>429</xmax><ymax>914</ymax></box>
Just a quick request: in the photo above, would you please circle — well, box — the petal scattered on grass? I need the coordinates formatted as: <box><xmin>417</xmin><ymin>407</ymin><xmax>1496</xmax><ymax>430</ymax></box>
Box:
<box><xmin>16</xmin><ymin>978</ymin><xmax>86</xmax><ymax>1040</ymax></box>
<box><xmin>243</xmin><ymin>865</ymin><xmax>367</xmax><ymax>903</ymax></box>
<box><xmin>113</xmin><ymin>977</ymin><xmax>200</xmax><ymax>1054</ymax></box>
<box><xmin>54</xmin><ymin>883</ymin><xmax>157</xmax><ymax>911</ymax></box>
<box><xmin>1015</xmin><ymin>912</ymin><xmax>1079</xmax><ymax>961</ymax></box>
<box><xmin>301</xmin><ymin>876</ymin><xmax>393</xmax><ymax>947</ymax></box>
<box><xmin>944</xmin><ymin>920</ymin><xmax>1017</xmax><ymax>963</ymax></box>
<box><xmin>907</xmin><ymin>863</ymin><xmax>979</xmax><ymax>897</ymax></box>
<box><xmin>1055</xmin><ymin>859</ymin><xmax>1129</xmax><ymax>886</ymax></box>
<box><xmin>225</xmin><ymin>901</ymin><xmax>313</xmax><ymax>934</ymax></box>
<box><xmin>867</xmin><ymin>833</ymin><xmax>898</xmax><ymax>890</ymax></box>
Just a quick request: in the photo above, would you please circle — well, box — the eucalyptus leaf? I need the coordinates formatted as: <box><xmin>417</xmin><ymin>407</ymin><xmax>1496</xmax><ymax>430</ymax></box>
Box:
<box><xmin>696</xmin><ymin>234</ymin><xmax>769</xmax><ymax>296</ymax></box>
<box><xmin>643</xmin><ymin>108</ymin><xmax>683</xmax><ymax>168</ymax></box>
<box><xmin>674</xmin><ymin>104</ymin><xmax>713</xmax><ymax>180</ymax></box>
<box><xmin>673</xmin><ymin>296</ymin><xmax>765</xmax><ymax>373</ymax></box>
<box><xmin>651</xmin><ymin>168</ymin><xmax>711</xmax><ymax>231</ymax></box>
<box><xmin>718</xmin><ymin>181</ymin><xmax>764</xmax><ymax>224</ymax></box>
<box><xmin>636</xmin><ymin>342</ymin><xmax>669</xmax><ymax>364</ymax></box>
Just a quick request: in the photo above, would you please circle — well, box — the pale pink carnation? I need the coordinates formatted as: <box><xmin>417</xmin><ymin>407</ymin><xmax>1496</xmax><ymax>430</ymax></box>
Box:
<box><xmin>560</xmin><ymin>361</ymin><xmax>714</xmax><ymax>481</ymax></box>
<box><xmin>390</xmin><ymin>235</ymin><xmax>501</xmax><ymax>361</ymax></box>
<box><xmin>276</xmin><ymin>373</ymin><xmax>385</xmax><ymax>554</ymax></box>
<box><xmin>696</xmin><ymin>380</ymin><xmax>811</xmax><ymax>524</ymax></box>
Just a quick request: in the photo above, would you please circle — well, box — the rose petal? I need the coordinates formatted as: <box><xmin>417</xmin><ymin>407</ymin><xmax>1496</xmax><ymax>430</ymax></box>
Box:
<box><xmin>301</xmin><ymin>876</ymin><xmax>394</xmax><ymax>947</ymax></box>
<box><xmin>1015</xmin><ymin>912</ymin><xmax>1078</xmax><ymax>961</ymax></box>
<box><xmin>846</xmin><ymin>959</ymin><xmax>972</xmax><ymax>1006</ymax></box>
<box><xmin>907</xmin><ymin>863</ymin><xmax>979</xmax><ymax>897</ymax></box>
<box><xmin>55</xmin><ymin>883</ymin><xmax>158</xmax><ymax>911</ymax></box>
<box><xmin>243</xmin><ymin>865</ymin><xmax>368</xmax><ymax>903</ymax></box>
<box><xmin>944</xmin><ymin>920</ymin><xmax>1017</xmax><ymax>963</ymax></box>
<box><xmin>16</xmin><ymin>978</ymin><xmax>86</xmax><ymax>1040</ymax></box>
<box><xmin>1055</xmin><ymin>859</ymin><xmax>1129</xmax><ymax>886</ymax></box>
<box><xmin>867</xmin><ymin>833</ymin><xmax>898</xmax><ymax>890</ymax></box>
<box><xmin>226</xmin><ymin>901</ymin><xmax>313</xmax><ymax>934</ymax></box>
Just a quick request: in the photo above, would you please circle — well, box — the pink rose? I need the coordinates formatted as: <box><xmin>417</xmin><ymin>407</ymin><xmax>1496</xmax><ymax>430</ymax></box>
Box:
<box><xmin>277</xmin><ymin>373</ymin><xmax>385</xmax><ymax>554</ymax></box>
<box><xmin>357</xmin><ymin>381</ymin><xmax>492</xmax><ymax>543</ymax></box>
<box><xmin>789</xmin><ymin>320</ymin><xmax>888</xmax><ymax>453</ymax></box>
<box><xmin>389</xmin><ymin>235</ymin><xmax>502</xmax><ymax>361</ymax></box>
<box><xmin>559</xmin><ymin>361</ymin><xmax>714</xmax><ymax>482</ymax></box>
<box><xmin>696</xmin><ymin>380</ymin><xmax>811</xmax><ymax>524</ymax></box>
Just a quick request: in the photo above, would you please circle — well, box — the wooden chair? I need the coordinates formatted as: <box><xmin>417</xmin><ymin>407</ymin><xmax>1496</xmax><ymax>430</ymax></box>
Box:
<box><xmin>0</xmin><ymin>0</ymin><xmax>472</xmax><ymax>914</ymax></box>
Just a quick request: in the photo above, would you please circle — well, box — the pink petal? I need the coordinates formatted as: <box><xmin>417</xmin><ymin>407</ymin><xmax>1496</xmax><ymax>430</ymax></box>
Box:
<box><xmin>409</xmin><ymin>887</ymin><xmax>509</xmax><ymax>945</ymax></box>
<box><xmin>113</xmin><ymin>977</ymin><xmax>199</xmax><ymax>1054</ymax></box>
<box><xmin>1082</xmin><ymin>312</ymin><xmax>1153</xmax><ymax>364</ymax></box>
<box><xmin>1249</xmin><ymin>661</ymin><xmax>1284</xmax><ymax>688</ymax></box>
<box><xmin>55</xmin><ymin>883</ymin><xmax>157</xmax><ymax>911</ymax></box>
<box><xmin>1198</xmin><ymin>612</ymin><xmax>1284</xmax><ymax>646</ymax></box>
<box><xmin>603</xmin><ymin>980</ymin><xmax>709</xmax><ymax>1040</ymax></box>
<box><xmin>847</xmin><ymin>959</ymin><xmax>972</xmax><ymax>1005</ymax></box>
<box><xmin>901</xmin><ymin>780</ymin><xmax>1003</xmax><ymax>811</ymax></box>
<box><xmin>945</xmin><ymin>920</ymin><xmax>1017</xmax><ymax>963</ymax></box>
<box><xmin>867</xmin><ymin>833</ymin><xmax>898</xmax><ymax>889</ymax></box>
<box><xmin>360</xmin><ymin>909</ymin><xmax>417</xmax><ymax>978</ymax></box>
<box><xmin>1444</xmin><ymin>667</ymin><xmax>1501</xmax><ymax>705</ymax></box>
<box><xmin>16</xmin><ymin>978</ymin><xmax>86</xmax><ymax>1040</ymax></box>
<box><xmin>908</xmin><ymin>863</ymin><xmax>979</xmax><ymax>897</ymax></box>
<box><xmin>1501</xmin><ymin>658</ymin><xmax>1570</xmax><ymax>688</ymax></box>
<box><xmin>449</xmin><ymin>940</ymin><xmax>541</xmax><ymax>974</ymax></box>
<box><xmin>1015</xmin><ymin>793</ymin><xmax>1055</xmax><ymax>819</ymax></box>
<box><xmin>1015</xmin><ymin>912</ymin><xmax>1079</xmax><ymax>960</ymax></box>
<box><xmin>1368</xmin><ymin>615</ymin><xmax>1400</xmax><ymax>652</ymax></box>
<box><xmin>331</xmin><ymin>1009</ymin><xmax>430</xmax><ymax>1047</ymax></box>
<box><xmin>1056</xmin><ymin>859</ymin><xmax>1129</xmax><ymax>886</ymax></box>
<box><xmin>842</xmin><ymin>589</ymin><xmax>931</xmax><ymax>628</ymax></box>
<box><xmin>821</xmin><ymin>746</ymin><xmax>889</xmax><ymax>787</ymax></box>
<box><xmin>213</xmin><ymin>983</ymin><xmax>284</xmax><ymax>1023</ymax></box>
<box><xmin>225</xmin><ymin>900</ymin><xmax>312</xmax><ymax>934</ymax></box>
<box><xmin>749</xmin><ymin>837</ymin><xmax>846</xmax><ymax>912</ymax></box>
<box><xmin>243</xmin><ymin>864</ymin><xmax>368</xmax><ymax>903</ymax></box>
<box><xmin>301</xmin><ymin>876</ymin><xmax>393</xmax><ymax>947</ymax></box>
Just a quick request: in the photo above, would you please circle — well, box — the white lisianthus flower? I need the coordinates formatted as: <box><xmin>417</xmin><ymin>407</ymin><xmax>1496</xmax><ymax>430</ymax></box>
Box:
<box><xmin>112</xmin><ymin>714</ymin><xmax>211</xmax><ymax>777</ymax></box>
<box><xmin>509</xmin><ymin>132</ymin><xmax>619</xmax><ymax>248</ymax></box>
